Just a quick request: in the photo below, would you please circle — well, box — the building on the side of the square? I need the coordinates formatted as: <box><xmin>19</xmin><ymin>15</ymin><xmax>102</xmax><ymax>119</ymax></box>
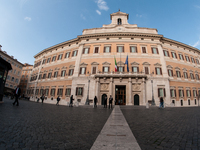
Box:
<box><xmin>27</xmin><ymin>11</ymin><xmax>200</xmax><ymax>107</ymax></box>
<box><xmin>19</xmin><ymin>63</ymin><xmax>33</xmax><ymax>97</ymax></box>
<box><xmin>0</xmin><ymin>45</ymin><xmax>24</xmax><ymax>95</ymax></box>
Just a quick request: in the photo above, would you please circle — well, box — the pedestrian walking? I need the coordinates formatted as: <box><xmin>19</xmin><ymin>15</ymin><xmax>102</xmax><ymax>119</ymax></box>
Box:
<box><xmin>40</xmin><ymin>94</ymin><xmax>45</xmax><ymax>103</ymax></box>
<box><xmin>56</xmin><ymin>96</ymin><xmax>60</xmax><ymax>105</ymax></box>
<box><xmin>69</xmin><ymin>95</ymin><xmax>74</xmax><ymax>107</ymax></box>
<box><xmin>104</xmin><ymin>96</ymin><xmax>107</xmax><ymax>108</ymax></box>
<box><xmin>109</xmin><ymin>95</ymin><xmax>113</xmax><ymax>109</ymax></box>
<box><xmin>94</xmin><ymin>96</ymin><xmax>97</xmax><ymax>108</ymax></box>
<box><xmin>160</xmin><ymin>97</ymin><xmax>164</xmax><ymax>108</ymax></box>
<box><xmin>13</xmin><ymin>85</ymin><xmax>21</xmax><ymax>106</ymax></box>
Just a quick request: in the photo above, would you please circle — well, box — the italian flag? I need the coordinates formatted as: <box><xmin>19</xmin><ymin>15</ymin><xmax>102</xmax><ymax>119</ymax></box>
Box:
<box><xmin>114</xmin><ymin>56</ymin><xmax>117</xmax><ymax>72</ymax></box>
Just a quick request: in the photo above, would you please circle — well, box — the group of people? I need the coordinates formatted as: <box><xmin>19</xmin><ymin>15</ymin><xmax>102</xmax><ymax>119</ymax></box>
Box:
<box><xmin>102</xmin><ymin>95</ymin><xmax>113</xmax><ymax>109</ymax></box>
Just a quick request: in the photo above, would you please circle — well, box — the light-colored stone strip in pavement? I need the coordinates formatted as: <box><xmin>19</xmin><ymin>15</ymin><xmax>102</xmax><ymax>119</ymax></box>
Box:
<box><xmin>90</xmin><ymin>106</ymin><xmax>141</xmax><ymax>150</ymax></box>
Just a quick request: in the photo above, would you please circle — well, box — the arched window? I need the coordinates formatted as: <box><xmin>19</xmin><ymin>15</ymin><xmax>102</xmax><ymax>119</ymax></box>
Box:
<box><xmin>118</xmin><ymin>18</ymin><xmax>122</xmax><ymax>25</ymax></box>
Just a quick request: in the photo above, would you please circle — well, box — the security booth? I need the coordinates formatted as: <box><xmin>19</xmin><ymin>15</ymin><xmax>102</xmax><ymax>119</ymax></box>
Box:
<box><xmin>0</xmin><ymin>57</ymin><xmax>12</xmax><ymax>101</ymax></box>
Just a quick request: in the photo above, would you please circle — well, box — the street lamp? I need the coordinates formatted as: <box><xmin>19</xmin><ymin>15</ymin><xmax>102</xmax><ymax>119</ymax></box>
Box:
<box><xmin>85</xmin><ymin>72</ymin><xmax>91</xmax><ymax>105</ymax></box>
<box><xmin>151</xmin><ymin>71</ymin><xmax>155</xmax><ymax>105</ymax></box>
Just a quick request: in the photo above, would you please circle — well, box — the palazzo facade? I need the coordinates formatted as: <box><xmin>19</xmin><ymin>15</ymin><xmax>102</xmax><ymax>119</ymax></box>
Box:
<box><xmin>27</xmin><ymin>11</ymin><xmax>200</xmax><ymax>107</ymax></box>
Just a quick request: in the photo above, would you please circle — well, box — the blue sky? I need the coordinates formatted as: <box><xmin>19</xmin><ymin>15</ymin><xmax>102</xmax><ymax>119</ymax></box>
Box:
<box><xmin>1</xmin><ymin>0</ymin><xmax>200</xmax><ymax>65</ymax></box>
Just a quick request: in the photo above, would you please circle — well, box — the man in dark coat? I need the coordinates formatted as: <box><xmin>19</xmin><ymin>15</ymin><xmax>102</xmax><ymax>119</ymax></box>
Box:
<box><xmin>109</xmin><ymin>95</ymin><xmax>113</xmax><ymax>109</ymax></box>
<box><xmin>104</xmin><ymin>96</ymin><xmax>107</xmax><ymax>108</ymax></box>
<box><xmin>13</xmin><ymin>85</ymin><xmax>21</xmax><ymax>106</ymax></box>
<box><xmin>94</xmin><ymin>96</ymin><xmax>97</xmax><ymax>107</ymax></box>
<box><xmin>69</xmin><ymin>95</ymin><xmax>74</xmax><ymax>107</ymax></box>
<box><xmin>56</xmin><ymin>96</ymin><xmax>60</xmax><ymax>105</ymax></box>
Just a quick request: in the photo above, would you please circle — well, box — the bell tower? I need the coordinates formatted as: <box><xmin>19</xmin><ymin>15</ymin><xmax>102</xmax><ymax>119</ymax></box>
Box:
<box><xmin>110</xmin><ymin>10</ymin><xmax>129</xmax><ymax>25</ymax></box>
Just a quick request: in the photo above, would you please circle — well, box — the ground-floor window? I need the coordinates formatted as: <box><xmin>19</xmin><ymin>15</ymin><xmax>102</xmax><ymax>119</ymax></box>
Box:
<box><xmin>158</xmin><ymin>88</ymin><xmax>166</xmax><ymax>97</ymax></box>
<box><xmin>50</xmin><ymin>89</ymin><xmax>55</xmax><ymax>96</ymax></box>
<box><xmin>76</xmin><ymin>87</ymin><xmax>83</xmax><ymax>96</ymax></box>
<box><xmin>65</xmin><ymin>88</ymin><xmax>71</xmax><ymax>96</ymax></box>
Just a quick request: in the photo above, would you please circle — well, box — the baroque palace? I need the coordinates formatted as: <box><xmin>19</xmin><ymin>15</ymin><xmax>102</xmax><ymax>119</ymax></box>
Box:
<box><xmin>27</xmin><ymin>11</ymin><xmax>200</xmax><ymax>107</ymax></box>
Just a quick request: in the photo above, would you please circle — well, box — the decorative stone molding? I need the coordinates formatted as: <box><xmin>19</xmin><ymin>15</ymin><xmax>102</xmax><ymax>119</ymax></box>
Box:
<box><xmin>101</xmin><ymin>83</ymin><xmax>109</xmax><ymax>91</ymax></box>
<box><xmin>91</xmin><ymin>62</ymin><xmax>99</xmax><ymax>65</ymax></box>
<box><xmin>167</xmin><ymin>65</ymin><xmax>173</xmax><ymax>69</ymax></box>
<box><xmin>131</xmin><ymin>62</ymin><xmax>139</xmax><ymax>66</ymax></box>
<box><xmin>102</xmin><ymin>61</ymin><xmax>111</xmax><ymax>66</ymax></box>
<box><xmin>62</xmin><ymin>66</ymin><xmax>67</xmax><ymax>70</ymax></box>
<box><xmin>117</xmin><ymin>61</ymin><xmax>125</xmax><ymax>66</ymax></box>
<box><xmin>182</xmin><ymin>68</ymin><xmax>187</xmax><ymax>71</ymax></box>
<box><xmin>69</xmin><ymin>65</ymin><xmax>75</xmax><ymax>69</ymax></box>
<box><xmin>175</xmin><ymin>67</ymin><xmax>180</xmax><ymax>70</ymax></box>
<box><xmin>154</xmin><ymin>63</ymin><xmax>162</xmax><ymax>66</ymax></box>
<box><xmin>142</xmin><ymin>62</ymin><xmax>150</xmax><ymax>66</ymax></box>
<box><xmin>55</xmin><ymin>67</ymin><xmax>60</xmax><ymax>71</ymax></box>
<box><xmin>49</xmin><ymin>69</ymin><xmax>53</xmax><ymax>72</ymax></box>
<box><xmin>80</xmin><ymin>62</ymin><xmax>88</xmax><ymax>67</ymax></box>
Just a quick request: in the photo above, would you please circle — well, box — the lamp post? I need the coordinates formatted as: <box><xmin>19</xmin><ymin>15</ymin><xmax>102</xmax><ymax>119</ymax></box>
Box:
<box><xmin>151</xmin><ymin>71</ymin><xmax>155</xmax><ymax>105</ymax></box>
<box><xmin>85</xmin><ymin>72</ymin><xmax>91</xmax><ymax>105</ymax></box>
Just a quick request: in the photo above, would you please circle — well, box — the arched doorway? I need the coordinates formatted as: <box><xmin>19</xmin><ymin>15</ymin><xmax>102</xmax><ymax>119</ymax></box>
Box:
<box><xmin>134</xmin><ymin>94</ymin><xmax>139</xmax><ymax>105</ymax></box>
<box><xmin>101</xmin><ymin>94</ymin><xmax>107</xmax><ymax>105</ymax></box>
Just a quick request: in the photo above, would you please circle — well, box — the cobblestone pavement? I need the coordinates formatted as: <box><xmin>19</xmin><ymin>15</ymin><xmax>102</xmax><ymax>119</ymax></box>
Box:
<box><xmin>121</xmin><ymin>106</ymin><xmax>200</xmax><ymax>150</ymax></box>
<box><xmin>0</xmin><ymin>97</ymin><xmax>112</xmax><ymax>150</ymax></box>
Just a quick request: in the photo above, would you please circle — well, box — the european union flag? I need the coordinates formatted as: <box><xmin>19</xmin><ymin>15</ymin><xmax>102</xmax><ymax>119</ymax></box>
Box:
<box><xmin>125</xmin><ymin>55</ymin><xmax>129</xmax><ymax>72</ymax></box>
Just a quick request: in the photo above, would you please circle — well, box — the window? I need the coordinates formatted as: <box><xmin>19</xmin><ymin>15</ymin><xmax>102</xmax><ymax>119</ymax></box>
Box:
<box><xmin>79</xmin><ymin>67</ymin><xmax>86</xmax><ymax>75</ymax></box>
<box><xmin>48</xmin><ymin>72</ymin><xmax>52</xmax><ymax>78</ymax></box>
<box><xmin>170</xmin><ymin>89</ymin><xmax>176</xmax><ymax>97</ymax></box>
<box><xmin>68</xmin><ymin>69</ymin><xmax>74</xmax><ymax>76</ymax></box>
<box><xmin>118</xmin><ymin>18</ymin><xmax>122</xmax><ymax>25</ymax></box>
<box><xmin>103</xmin><ymin>66</ymin><xmax>110</xmax><ymax>73</ymax></box>
<box><xmin>117</xmin><ymin>46</ymin><xmax>124</xmax><ymax>53</ymax></box>
<box><xmin>14</xmin><ymin>69</ymin><xmax>16</xmax><ymax>74</ymax></box>
<box><xmin>7</xmin><ymin>75</ymin><xmax>10</xmax><ymax>80</ymax></box>
<box><xmin>168</xmin><ymin>69</ymin><xmax>173</xmax><ymax>77</ymax></box>
<box><xmin>155</xmin><ymin>67</ymin><xmax>162</xmax><ymax>75</ymax></box>
<box><xmin>17</xmin><ymin>71</ymin><xmax>20</xmax><ymax>76</ymax></box>
<box><xmin>42</xmin><ymin>59</ymin><xmax>46</xmax><ymax>64</ymax></box>
<box><xmin>184</xmin><ymin>72</ymin><xmax>188</xmax><ymax>79</ymax></box>
<box><xmin>130</xmin><ymin>46</ymin><xmax>137</xmax><ymax>53</ymax></box>
<box><xmin>186</xmin><ymin>90</ymin><xmax>191</xmax><ymax>97</ymax></box>
<box><xmin>61</xmin><ymin>70</ymin><xmax>66</xmax><ymax>77</ymax></box>
<box><xmin>57</xmin><ymin>88</ymin><xmax>63</xmax><ymax>96</ymax></box>
<box><xmin>179</xmin><ymin>54</ymin><xmax>184</xmax><ymax>60</ymax></box>
<box><xmin>45</xmin><ymin>89</ymin><xmax>49</xmax><ymax>96</ymax></box>
<box><xmin>179</xmin><ymin>89</ymin><xmax>184</xmax><ymax>97</ymax></box>
<box><xmin>47</xmin><ymin>57</ymin><xmax>51</xmax><ymax>63</ymax></box>
<box><xmin>176</xmin><ymin>71</ymin><xmax>181</xmax><ymax>78</ymax></box>
<box><xmin>43</xmin><ymin>73</ymin><xmax>46</xmax><ymax>79</ymax></box>
<box><xmin>50</xmin><ymin>89</ymin><xmax>55</xmax><ymax>96</ymax></box>
<box><xmin>38</xmin><ymin>74</ymin><xmax>42</xmax><ymax>80</ymax></box>
<box><xmin>185</xmin><ymin>56</ymin><xmax>190</xmax><ymax>62</ymax></box>
<box><xmin>195</xmin><ymin>74</ymin><xmax>199</xmax><ymax>80</ymax></box>
<box><xmin>117</xmin><ymin>66</ymin><xmax>124</xmax><ymax>72</ymax></box>
<box><xmin>11</xmin><ymin>77</ymin><xmax>14</xmax><ymax>82</ymax></box>
<box><xmin>54</xmin><ymin>71</ymin><xmax>58</xmax><ymax>78</ymax></box>
<box><xmin>52</xmin><ymin>56</ymin><xmax>56</xmax><ymax>62</ymax></box>
<box><xmin>193</xmin><ymin>90</ymin><xmax>197</xmax><ymax>97</ymax></box>
<box><xmin>22</xmin><ymin>75</ymin><xmax>24</xmax><ymax>78</ymax></box>
<box><xmin>35</xmin><ymin>89</ymin><xmax>39</xmax><ymax>95</ymax></box>
<box><xmin>190</xmin><ymin>73</ymin><xmax>194</xmax><ymax>80</ymax></box>
<box><xmin>15</xmin><ymin>79</ymin><xmax>19</xmax><ymax>83</ymax></box>
<box><xmin>92</xmin><ymin>67</ymin><xmax>96</xmax><ymax>74</ymax></box>
<box><xmin>144</xmin><ymin>67</ymin><xmax>149</xmax><ymax>74</ymax></box>
<box><xmin>82</xmin><ymin>48</ymin><xmax>90</xmax><ymax>54</ymax></box>
<box><xmin>163</xmin><ymin>50</ymin><xmax>169</xmax><ymax>57</ymax></box>
<box><xmin>196</xmin><ymin>59</ymin><xmax>199</xmax><ymax>64</ymax></box>
<box><xmin>25</xmin><ymin>80</ymin><xmax>27</xmax><ymax>83</ymax></box>
<box><xmin>57</xmin><ymin>54</ymin><xmax>63</xmax><ymax>60</ymax></box>
<box><xmin>72</xmin><ymin>50</ymin><xmax>78</xmax><ymax>57</ymax></box>
<box><xmin>10</xmin><ymin>85</ymin><xmax>13</xmax><ymax>88</ymax></box>
<box><xmin>104</xmin><ymin>46</ymin><xmax>111</xmax><ymax>53</ymax></box>
<box><xmin>132</xmin><ymin>67</ymin><xmax>139</xmax><ymax>73</ymax></box>
<box><xmin>26</xmin><ymin>75</ymin><xmax>28</xmax><ymax>78</ymax></box>
<box><xmin>191</xmin><ymin>57</ymin><xmax>195</xmax><ymax>63</ymax></box>
<box><xmin>65</xmin><ymin>88</ymin><xmax>71</xmax><ymax>96</ymax></box>
<box><xmin>40</xmin><ymin>89</ymin><xmax>44</xmax><ymax>95</ymax></box>
<box><xmin>142</xmin><ymin>47</ymin><xmax>146</xmax><ymax>53</ymax></box>
<box><xmin>94</xmin><ymin>47</ymin><xmax>99</xmax><ymax>53</ymax></box>
<box><xmin>65</xmin><ymin>52</ymin><xmax>70</xmax><ymax>58</ymax></box>
<box><xmin>158</xmin><ymin>88</ymin><xmax>166</xmax><ymax>97</ymax></box>
<box><xmin>76</xmin><ymin>87</ymin><xmax>83</xmax><ymax>96</ymax></box>
<box><xmin>171</xmin><ymin>52</ymin><xmax>177</xmax><ymax>59</ymax></box>
<box><xmin>151</xmin><ymin>47</ymin><xmax>159</xmax><ymax>54</ymax></box>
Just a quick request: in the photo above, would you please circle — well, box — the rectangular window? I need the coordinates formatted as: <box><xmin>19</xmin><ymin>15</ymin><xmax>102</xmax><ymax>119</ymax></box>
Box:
<box><xmin>35</xmin><ymin>89</ymin><xmax>39</xmax><ymax>95</ymax></box>
<box><xmin>132</xmin><ymin>67</ymin><xmax>139</xmax><ymax>73</ymax></box>
<box><xmin>168</xmin><ymin>69</ymin><xmax>173</xmax><ymax>77</ymax></box>
<box><xmin>48</xmin><ymin>72</ymin><xmax>52</xmax><ymax>78</ymax></box>
<box><xmin>196</xmin><ymin>74</ymin><xmax>199</xmax><ymax>80</ymax></box>
<box><xmin>47</xmin><ymin>57</ymin><xmax>51</xmax><ymax>63</ymax></box>
<box><xmin>179</xmin><ymin>54</ymin><xmax>184</xmax><ymax>60</ymax></box>
<box><xmin>117</xmin><ymin>46</ymin><xmax>124</xmax><ymax>53</ymax></box>
<box><xmin>103</xmin><ymin>66</ymin><xmax>110</xmax><ymax>73</ymax></box>
<box><xmin>92</xmin><ymin>67</ymin><xmax>96</xmax><ymax>74</ymax></box>
<box><xmin>185</xmin><ymin>56</ymin><xmax>190</xmax><ymax>62</ymax></box>
<box><xmin>40</xmin><ymin>89</ymin><xmax>44</xmax><ymax>95</ymax></box>
<box><xmin>38</xmin><ymin>74</ymin><xmax>42</xmax><ymax>80</ymax></box>
<box><xmin>61</xmin><ymin>70</ymin><xmax>66</xmax><ymax>77</ymax></box>
<box><xmin>42</xmin><ymin>59</ymin><xmax>46</xmax><ymax>64</ymax></box>
<box><xmin>196</xmin><ymin>59</ymin><xmax>199</xmax><ymax>64</ymax></box>
<box><xmin>68</xmin><ymin>69</ymin><xmax>74</xmax><ymax>76</ymax></box>
<box><xmin>7</xmin><ymin>75</ymin><xmax>10</xmax><ymax>80</ymax></box>
<box><xmin>142</xmin><ymin>47</ymin><xmax>146</xmax><ymax>53</ymax></box>
<box><xmin>54</xmin><ymin>71</ymin><xmax>58</xmax><ymax>78</ymax></box>
<box><xmin>72</xmin><ymin>50</ymin><xmax>78</xmax><ymax>57</ymax></box>
<box><xmin>82</xmin><ymin>48</ymin><xmax>90</xmax><ymax>54</ymax></box>
<box><xmin>65</xmin><ymin>88</ymin><xmax>71</xmax><ymax>96</ymax></box>
<box><xmin>193</xmin><ymin>90</ymin><xmax>197</xmax><ymax>97</ymax></box>
<box><xmin>76</xmin><ymin>87</ymin><xmax>83</xmax><ymax>96</ymax></box>
<box><xmin>57</xmin><ymin>54</ymin><xmax>63</xmax><ymax>60</ymax></box>
<box><xmin>163</xmin><ymin>50</ymin><xmax>169</xmax><ymax>57</ymax></box>
<box><xmin>50</xmin><ymin>89</ymin><xmax>55</xmax><ymax>96</ymax></box>
<box><xmin>15</xmin><ymin>79</ymin><xmax>19</xmax><ymax>83</ymax></box>
<box><xmin>191</xmin><ymin>57</ymin><xmax>195</xmax><ymax>63</ymax></box>
<box><xmin>65</xmin><ymin>52</ymin><xmax>70</xmax><ymax>58</ymax></box>
<box><xmin>144</xmin><ymin>67</ymin><xmax>149</xmax><ymax>74</ymax></box>
<box><xmin>79</xmin><ymin>67</ymin><xmax>86</xmax><ymax>75</ymax></box>
<box><xmin>158</xmin><ymin>88</ymin><xmax>166</xmax><ymax>97</ymax></box>
<box><xmin>52</xmin><ymin>56</ymin><xmax>56</xmax><ymax>62</ymax></box>
<box><xmin>155</xmin><ymin>67</ymin><xmax>162</xmax><ymax>75</ymax></box>
<box><xmin>170</xmin><ymin>89</ymin><xmax>176</xmax><ymax>97</ymax></box>
<box><xmin>57</xmin><ymin>88</ymin><xmax>63</xmax><ymax>96</ymax></box>
<box><xmin>171</xmin><ymin>52</ymin><xmax>177</xmax><ymax>59</ymax></box>
<box><xmin>43</xmin><ymin>73</ymin><xmax>46</xmax><ymax>79</ymax></box>
<box><xmin>184</xmin><ymin>72</ymin><xmax>188</xmax><ymax>79</ymax></box>
<box><xmin>130</xmin><ymin>46</ymin><xmax>137</xmax><ymax>53</ymax></box>
<box><xmin>186</xmin><ymin>90</ymin><xmax>191</xmax><ymax>97</ymax></box>
<box><xmin>45</xmin><ymin>89</ymin><xmax>49</xmax><ymax>96</ymax></box>
<box><xmin>94</xmin><ymin>47</ymin><xmax>99</xmax><ymax>53</ymax></box>
<box><xmin>176</xmin><ymin>71</ymin><xmax>181</xmax><ymax>78</ymax></box>
<box><xmin>117</xmin><ymin>66</ymin><xmax>124</xmax><ymax>72</ymax></box>
<box><xmin>17</xmin><ymin>71</ymin><xmax>20</xmax><ymax>76</ymax></box>
<box><xmin>190</xmin><ymin>73</ymin><xmax>194</xmax><ymax>79</ymax></box>
<box><xmin>151</xmin><ymin>47</ymin><xmax>159</xmax><ymax>54</ymax></box>
<box><xmin>104</xmin><ymin>46</ymin><xmax>111</xmax><ymax>53</ymax></box>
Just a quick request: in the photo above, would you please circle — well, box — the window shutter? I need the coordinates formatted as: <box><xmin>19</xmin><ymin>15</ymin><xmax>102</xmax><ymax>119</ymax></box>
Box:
<box><xmin>132</xmin><ymin>67</ymin><xmax>133</xmax><ymax>72</ymax></box>
<box><xmin>167</xmin><ymin>51</ymin><xmax>169</xmax><ymax>57</ymax></box>
<box><xmin>65</xmin><ymin>53</ymin><xmax>67</xmax><ymax>58</ymax></box>
<box><xmin>84</xmin><ymin>67</ymin><xmax>86</xmax><ymax>74</ymax></box>
<box><xmin>122</xmin><ymin>46</ymin><xmax>124</xmax><ymax>52</ymax></box>
<box><xmin>172</xmin><ymin>70</ymin><xmax>173</xmax><ymax>76</ymax></box>
<box><xmin>163</xmin><ymin>50</ymin><xmax>165</xmax><ymax>56</ymax></box>
<box><xmin>61</xmin><ymin>54</ymin><xmax>63</xmax><ymax>59</ymax></box>
<box><xmin>72</xmin><ymin>51</ymin><xmax>74</xmax><ymax>57</ymax></box>
<box><xmin>117</xmin><ymin>66</ymin><xmax>119</xmax><ymax>72</ymax></box>
<box><xmin>175</xmin><ymin>53</ymin><xmax>177</xmax><ymax>59</ymax></box>
<box><xmin>79</xmin><ymin>68</ymin><xmax>82</xmax><ymax>74</ymax></box>
<box><xmin>174</xmin><ymin>90</ymin><xmax>176</xmax><ymax>97</ymax></box>
<box><xmin>151</xmin><ymin>48</ymin><xmax>153</xmax><ymax>54</ymax></box>
<box><xmin>183</xmin><ymin>90</ymin><xmax>184</xmax><ymax>97</ymax></box>
<box><xmin>182</xmin><ymin>55</ymin><xmax>184</xmax><ymax>60</ymax></box>
<box><xmin>72</xmin><ymin>69</ymin><xmax>74</xmax><ymax>75</ymax></box>
<box><xmin>68</xmin><ymin>52</ymin><xmax>70</xmax><ymax>58</ymax></box>
<box><xmin>82</xmin><ymin>48</ymin><xmax>85</xmax><ymax>54</ymax></box>
<box><xmin>137</xmin><ymin>67</ymin><xmax>139</xmax><ymax>73</ymax></box>
<box><xmin>158</xmin><ymin>88</ymin><xmax>160</xmax><ymax>97</ymax></box>
<box><xmin>160</xmin><ymin>68</ymin><xmax>162</xmax><ymax>75</ymax></box>
<box><xmin>164</xmin><ymin>88</ymin><xmax>166</xmax><ymax>97</ymax></box>
<box><xmin>109</xmin><ymin>46</ymin><xmax>111</xmax><ymax>52</ymax></box>
<box><xmin>76</xmin><ymin>50</ymin><xmax>78</xmax><ymax>56</ymax></box>
<box><xmin>168</xmin><ymin>70</ymin><xmax>170</xmax><ymax>76</ymax></box>
<box><xmin>93</xmin><ymin>67</ymin><xmax>96</xmax><ymax>74</ymax></box>
<box><xmin>117</xmin><ymin>46</ymin><xmax>119</xmax><ymax>52</ymax></box>
<box><xmin>130</xmin><ymin>47</ymin><xmax>132</xmax><ymax>53</ymax></box>
<box><xmin>81</xmin><ymin>87</ymin><xmax>84</xmax><ymax>96</ymax></box>
<box><xmin>104</xmin><ymin>47</ymin><xmax>106</xmax><ymax>53</ymax></box>
<box><xmin>190</xmin><ymin>90</ymin><xmax>191</xmax><ymax>97</ymax></box>
<box><xmin>88</xmin><ymin>48</ymin><xmax>90</xmax><ymax>54</ymax></box>
<box><xmin>155</xmin><ymin>67</ymin><xmax>157</xmax><ymax>75</ymax></box>
<box><xmin>68</xmin><ymin>70</ymin><xmax>70</xmax><ymax>76</ymax></box>
<box><xmin>103</xmin><ymin>67</ymin><xmax>105</xmax><ymax>72</ymax></box>
<box><xmin>76</xmin><ymin>87</ymin><xmax>78</xmax><ymax>96</ymax></box>
<box><xmin>108</xmin><ymin>67</ymin><xmax>110</xmax><ymax>72</ymax></box>
<box><xmin>171</xmin><ymin>52</ymin><xmax>173</xmax><ymax>58</ymax></box>
<box><xmin>135</xmin><ymin>47</ymin><xmax>138</xmax><ymax>53</ymax></box>
<box><xmin>156</xmin><ymin>48</ymin><xmax>159</xmax><ymax>54</ymax></box>
<box><xmin>123</xmin><ymin>67</ymin><xmax>124</xmax><ymax>72</ymax></box>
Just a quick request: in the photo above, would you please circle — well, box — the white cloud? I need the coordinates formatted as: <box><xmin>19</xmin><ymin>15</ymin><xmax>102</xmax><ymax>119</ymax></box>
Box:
<box><xmin>81</xmin><ymin>14</ymin><xmax>86</xmax><ymax>20</ymax></box>
<box><xmin>136</xmin><ymin>14</ymin><xmax>142</xmax><ymax>18</ymax></box>
<box><xmin>192</xmin><ymin>38</ymin><xmax>200</xmax><ymax>47</ymax></box>
<box><xmin>96</xmin><ymin>10</ymin><xmax>101</xmax><ymax>15</ymax></box>
<box><xmin>24</xmin><ymin>17</ymin><xmax>31</xmax><ymax>21</ymax></box>
<box><xmin>194</xmin><ymin>5</ymin><xmax>200</xmax><ymax>9</ymax></box>
<box><xmin>95</xmin><ymin>0</ymin><xmax>109</xmax><ymax>11</ymax></box>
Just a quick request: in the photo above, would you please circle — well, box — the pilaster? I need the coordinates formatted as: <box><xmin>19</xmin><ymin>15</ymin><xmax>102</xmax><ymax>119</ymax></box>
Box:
<box><xmin>73</xmin><ymin>44</ymin><xmax>84</xmax><ymax>77</ymax></box>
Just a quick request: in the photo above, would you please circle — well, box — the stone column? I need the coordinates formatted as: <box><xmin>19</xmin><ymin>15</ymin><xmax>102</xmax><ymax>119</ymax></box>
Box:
<box><xmin>110</xmin><ymin>77</ymin><xmax>113</xmax><ymax>97</ymax></box>
<box><xmin>128</xmin><ymin>77</ymin><xmax>132</xmax><ymax>105</ymax></box>
<box><xmin>142</xmin><ymin>77</ymin><xmax>146</xmax><ymax>105</ymax></box>
<box><xmin>157</xmin><ymin>44</ymin><xmax>168</xmax><ymax>77</ymax></box>
<box><xmin>73</xmin><ymin>44</ymin><xmax>84</xmax><ymax>77</ymax></box>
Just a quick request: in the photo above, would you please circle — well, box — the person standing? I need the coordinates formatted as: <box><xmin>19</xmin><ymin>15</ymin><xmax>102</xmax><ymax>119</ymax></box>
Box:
<box><xmin>13</xmin><ymin>85</ymin><xmax>21</xmax><ymax>106</ymax></box>
<box><xmin>56</xmin><ymin>96</ymin><xmax>60</xmax><ymax>105</ymax></box>
<box><xmin>109</xmin><ymin>95</ymin><xmax>113</xmax><ymax>109</ymax></box>
<box><xmin>69</xmin><ymin>95</ymin><xmax>74</xmax><ymax>107</ymax></box>
<box><xmin>41</xmin><ymin>94</ymin><xmax>45</xmax><ymax>103</ymax></box>
<box><xmin>104</xmin><ymin>96</ymin><xmax>107</xmax><ymax>108</ymax></box>
<box><xmin>94</xmin><ymin>96</ymin><xmax>97</xmax><ymax>108</ymax></box>
<box><xmin>160</xmin><ymin>97</ymin><xmax>164</xmax><ymax>108</ymax></box>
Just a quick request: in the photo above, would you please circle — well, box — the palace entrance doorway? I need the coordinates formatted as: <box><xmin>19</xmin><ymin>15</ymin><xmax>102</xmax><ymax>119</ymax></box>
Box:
<box><xmin>134</xmin><ymin>94</ymin><xmax>139</xmax><ymax>105</ymax></box>
<box><xmin>115</xmin><ymin>85</ymin><xmax>126</xmax><ymax>105</ymax></box>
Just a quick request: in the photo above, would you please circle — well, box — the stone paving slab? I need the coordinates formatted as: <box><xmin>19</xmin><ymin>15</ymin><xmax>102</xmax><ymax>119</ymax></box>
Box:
<box><xmin>91</xmin><ymin>106</ymin><xmax>141</xmax><ymax>150</ymax></box>
<box><xmin>0</xmin><ymin>97</ymin><xmax>112</xmax><ymax>150</ymax></box>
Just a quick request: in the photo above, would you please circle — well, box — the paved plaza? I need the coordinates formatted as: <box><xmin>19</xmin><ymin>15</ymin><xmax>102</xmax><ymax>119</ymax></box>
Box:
<box><xmin>1</xmin><ymin>97</ymin><xmax>200</xmax><ymax>150</ymax></box>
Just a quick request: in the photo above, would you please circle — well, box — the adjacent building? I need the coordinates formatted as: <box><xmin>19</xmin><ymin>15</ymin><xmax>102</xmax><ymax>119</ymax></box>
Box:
<box><xmin>27</xmin><ymin>11</ymin><xmax>200</xmax><ymax>107</ymax></box>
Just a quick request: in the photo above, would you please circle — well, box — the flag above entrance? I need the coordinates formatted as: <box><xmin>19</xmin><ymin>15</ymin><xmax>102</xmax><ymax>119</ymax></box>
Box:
<box><xmin>125</xmin><ymin>55</ymin><xmax>129</xmax><ymax>72</ymax></box>
<box><xmin>114</xmin><ymin>56</ymin><xmax>117</xmax><ymax>72</ymax></box>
